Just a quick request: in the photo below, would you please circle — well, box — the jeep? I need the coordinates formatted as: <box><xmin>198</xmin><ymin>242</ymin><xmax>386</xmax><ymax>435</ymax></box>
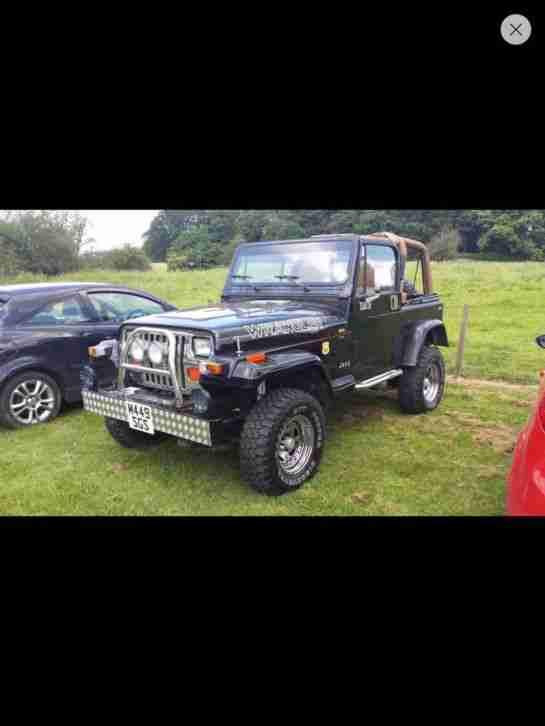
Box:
<box><xmin>81</xmin><ymin>232</ymin><xmax>448</xmax><ymax>495</ymax></box>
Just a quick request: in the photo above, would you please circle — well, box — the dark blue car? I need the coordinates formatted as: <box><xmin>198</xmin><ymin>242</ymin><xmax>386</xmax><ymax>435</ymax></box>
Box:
<box><xmin>0</xmin><ymin>282</ymin><xmax>176</xmax><ymax>428</ymax></box>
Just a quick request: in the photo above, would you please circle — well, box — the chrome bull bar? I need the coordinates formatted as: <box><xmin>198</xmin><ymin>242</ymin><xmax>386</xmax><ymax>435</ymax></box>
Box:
<box><xmin>118</xmin><ymin>327</ymin><xmax>184</xmax><ymax>402</ymax></box>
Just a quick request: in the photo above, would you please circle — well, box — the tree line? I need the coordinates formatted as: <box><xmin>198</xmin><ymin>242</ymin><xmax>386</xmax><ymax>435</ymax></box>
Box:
<box><xmin>0</xmin><ymin>210</ymin><xmax>150</xmax><ymax>277</ymax></box>
<box><xmin>2</xmin><ymin>209</ymin><xmax>544</xmax><ymax>279</ymax></box>
<box><xmin>144</xmin><ymin>209</ymin><xmax>545</xmax><ymax>267</ymax></box>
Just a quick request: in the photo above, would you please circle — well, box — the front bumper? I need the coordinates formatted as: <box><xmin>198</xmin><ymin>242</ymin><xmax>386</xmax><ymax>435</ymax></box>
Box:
<box><xmin>82</xmin><ymin>388</ymin><xmax>214</xmax><ymax>446</ymax></box>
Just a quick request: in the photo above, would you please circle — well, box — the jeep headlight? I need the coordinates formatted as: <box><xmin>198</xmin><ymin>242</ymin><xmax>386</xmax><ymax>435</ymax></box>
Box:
<box><xmin>148</xmin><ymin>341</ymin><xmax>165</xmax><ymax>366</ymax></box>
<box><xmin>193</xmin><ymin>337</ymin><xmax>212</xmax><ymax>357</ymax></box>
<box><xmin>129</xmin><ymin>339</ymin><xmax>146</xmax><ymax>362</ymax></box>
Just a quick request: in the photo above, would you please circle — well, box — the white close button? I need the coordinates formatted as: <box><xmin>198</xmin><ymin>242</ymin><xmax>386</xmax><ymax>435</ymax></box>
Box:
<box><xmin>501</xmin><ymin>14</ymin><xmax>532</xmax><ymax>45</ymax></box>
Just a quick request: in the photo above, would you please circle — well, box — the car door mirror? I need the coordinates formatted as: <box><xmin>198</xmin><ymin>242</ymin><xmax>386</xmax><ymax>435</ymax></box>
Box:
<box><xmin>536</xmin><ymin>335</ymin><xmax>545</xmax><ymax>349</ymax></box>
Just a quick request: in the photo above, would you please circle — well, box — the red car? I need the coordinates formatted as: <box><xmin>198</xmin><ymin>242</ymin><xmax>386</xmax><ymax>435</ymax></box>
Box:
<box><xmin>507</xmin><ymin>335</ymin><xmax>545</xmax><ymax>515</ymax></box>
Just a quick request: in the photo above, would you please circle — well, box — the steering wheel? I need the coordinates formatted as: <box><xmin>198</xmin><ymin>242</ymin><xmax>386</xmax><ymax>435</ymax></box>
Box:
<box><xmin>94</xmin><ymin>298</ymin><xmax>120</xmax><ymax>321</ymax></box>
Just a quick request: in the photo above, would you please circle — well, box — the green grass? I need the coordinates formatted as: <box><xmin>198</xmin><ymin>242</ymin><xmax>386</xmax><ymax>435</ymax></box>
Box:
<box><xmin>432</xmin><ymin>261</ymin><xmax>545</xmax><ymax>384</ymax></box>
<box><xmin>0</xmin><ymin>260</ymin><xmax>542</xmax><ymax>515</ymax></box>
<box><xmin>0</xmin><ymin>382</ymin><xmax>530</xmax><ymax>515</ymax></box>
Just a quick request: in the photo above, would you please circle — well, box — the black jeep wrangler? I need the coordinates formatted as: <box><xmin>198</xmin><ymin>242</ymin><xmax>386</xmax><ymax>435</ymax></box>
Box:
<box><xmin>82</xmin><ymin>232</ymin><xmax>448</xmax><ymax>495</ymax></box>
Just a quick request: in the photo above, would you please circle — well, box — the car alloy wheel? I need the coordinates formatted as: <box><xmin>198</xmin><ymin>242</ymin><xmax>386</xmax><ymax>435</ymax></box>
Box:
<box><xmin>9</xmin><ymin>379</ymin><xmax>57</xmax><ymax>425</ymax></box>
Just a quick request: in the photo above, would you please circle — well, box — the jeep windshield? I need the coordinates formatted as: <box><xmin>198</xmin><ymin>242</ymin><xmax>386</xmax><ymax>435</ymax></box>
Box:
<box><xmin>231</xmin><ymin>240</ymin><xmax>354</xmax><ymax>286</ymax></box>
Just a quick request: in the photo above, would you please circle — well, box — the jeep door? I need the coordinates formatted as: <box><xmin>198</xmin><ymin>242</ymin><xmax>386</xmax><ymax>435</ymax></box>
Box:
<box><xmin>351</xmin><ymin>242</ymin><xmax>403</xmax><ymax>381</ymax></box>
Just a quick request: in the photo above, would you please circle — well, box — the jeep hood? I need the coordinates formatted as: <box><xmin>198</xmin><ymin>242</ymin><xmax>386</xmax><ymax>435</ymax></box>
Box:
<box><xmin>126</xmin><ymin>299</ymin><xmax>348</xmax><ymax>350</ymax></box>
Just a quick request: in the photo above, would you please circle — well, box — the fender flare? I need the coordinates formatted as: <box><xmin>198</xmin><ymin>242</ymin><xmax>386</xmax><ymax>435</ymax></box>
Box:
<box><xmin>199</xmin><ymin>350</ymin><xmax>333</xmax><ymax>415</ymax></box>
<box><xmin>230</xmin><ymin>350</ymin><xmax>332</xmax><ymax>390</ymax></box>
<box><xmin>201</xmin><ymin>350</ymin><xmax>333</xmax><ymax>399</ymax></box>
<box><xmin>400</xmin><ymin>319</ymin><xmax>449</xmax><ymax>367</ymax></box>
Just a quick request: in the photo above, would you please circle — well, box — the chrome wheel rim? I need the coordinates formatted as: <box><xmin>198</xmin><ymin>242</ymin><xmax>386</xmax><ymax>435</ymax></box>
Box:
<box><xmin>9</xmin><ymin>379</ymin><xmax>56</xmax><ymax>425</ymax></box>
<box><xmin>423</xmin><ymin>362</ymin><xmax>441</xmax><ymax>404</ymax></box>
<box><xmin>276</xmin><ymin>414</ymin><xmax>315</xmax><ymax>478</ymax></box>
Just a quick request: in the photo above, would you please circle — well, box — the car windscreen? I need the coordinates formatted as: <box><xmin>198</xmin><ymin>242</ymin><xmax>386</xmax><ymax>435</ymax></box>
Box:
<box><xmin>231</xmin><ymin>240</ymin><xmax>354</xmax><ymax>286</ymax></box>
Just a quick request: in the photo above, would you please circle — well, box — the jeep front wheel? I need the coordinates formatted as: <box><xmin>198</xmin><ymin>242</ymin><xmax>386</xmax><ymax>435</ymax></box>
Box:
<box><xmin>240</xmin><ymin>388</ymin><xmax>326</xmax><ymax>496</ymax></box>
<box><xmin>398</xmin><ymin>346</ymin><xmax>445</xmax><ymax>414</ymax></box>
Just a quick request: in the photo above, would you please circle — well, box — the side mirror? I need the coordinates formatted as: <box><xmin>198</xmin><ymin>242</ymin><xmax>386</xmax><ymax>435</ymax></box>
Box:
<box><xmin>536</xmin><ymin>335</ymin><xmax>545</xmax><ymax>349</ymax></box>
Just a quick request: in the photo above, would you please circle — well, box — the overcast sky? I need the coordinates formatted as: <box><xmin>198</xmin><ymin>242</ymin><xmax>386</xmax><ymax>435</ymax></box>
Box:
<box><xmin>81</xmin><ymin>210</ymin><xmax>159</xmax><ymax>251</ymax></box>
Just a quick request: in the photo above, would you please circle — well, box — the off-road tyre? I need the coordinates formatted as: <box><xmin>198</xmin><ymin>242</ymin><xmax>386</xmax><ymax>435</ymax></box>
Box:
<box><xmin>0</xmin><ymin>370</ymin><xmax>62</xmax><ymax>429</ymax></box>
<box><xmin>105</xmin><ymin>417</ymin><xmax>169</xmax><ymax>448</ymax></box>
<box><xmin>398</xmin><ymin>346</ymin><xmax>445</xmax><ymax>414</ymax></box>
<box><xmin>240</xmin><ymin>388</ymin><xmax>326</xmax><ymax>496</ymax></box>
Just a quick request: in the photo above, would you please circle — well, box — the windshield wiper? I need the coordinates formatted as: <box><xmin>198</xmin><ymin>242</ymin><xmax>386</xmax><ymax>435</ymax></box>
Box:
<box><xmin>231</xmin><ymin>274</ymin><xmax>252</xmax><ymax>280</ymax></box>
<box><xmin>274</xmin><ymin>275</ymin><xmax>314</xmax><ymax>292</ymax></box>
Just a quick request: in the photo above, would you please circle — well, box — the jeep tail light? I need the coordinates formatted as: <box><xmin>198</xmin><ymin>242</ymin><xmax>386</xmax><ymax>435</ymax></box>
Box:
<box><xmin>187</xmin><ymin>366</ymin><xmax>201</xmax><ymax>382</ymax></box>
<box><xmin>246</xmin><ymin>352</ymin><xmax>267</xmax><ymax>364</ymax></box>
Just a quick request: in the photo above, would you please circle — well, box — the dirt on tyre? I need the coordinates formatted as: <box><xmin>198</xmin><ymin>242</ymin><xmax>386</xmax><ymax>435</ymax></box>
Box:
<box><xmin>105</xmin><ymin>417</ymin><xmax>170</xmax><ymax>448</ymax></box>
<box><xmin>0</xmin><ymin>370</ymin><xmax>62</xmax><ymax>429</ymax></box>
<box><xmin>398</xmin><ymin>346</ymin><xmax>445</xmax><ymax>414</ymax></box>
<box><xmin>239</xmin><ymin>387</ymin><xmax>326</xmax><ymax>496</ymax></box>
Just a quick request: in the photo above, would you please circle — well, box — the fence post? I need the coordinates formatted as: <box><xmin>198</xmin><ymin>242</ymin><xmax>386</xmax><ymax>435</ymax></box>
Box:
<box><xmin>455</xmin><ymin>304</ymin><xmax>469</xmax><ymax>378</ymax></box>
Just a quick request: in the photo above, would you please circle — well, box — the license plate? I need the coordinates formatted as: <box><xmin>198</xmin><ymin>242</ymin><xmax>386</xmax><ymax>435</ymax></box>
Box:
<box><xmin>125</xmin><ymin>401</ymin><xmax>155</xmax><ymax>435</ymax></box>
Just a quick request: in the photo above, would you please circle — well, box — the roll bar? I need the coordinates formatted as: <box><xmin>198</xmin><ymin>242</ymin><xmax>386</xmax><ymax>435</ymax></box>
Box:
<box><xmin>363</xmin><ymin>232</ymin><xmax>433</xmax><ymax>295</ymax></box>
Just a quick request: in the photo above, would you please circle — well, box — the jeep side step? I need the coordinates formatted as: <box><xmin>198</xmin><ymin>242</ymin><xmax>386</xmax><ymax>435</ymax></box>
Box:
<box><xmin>354</xmin><ymin>369</ymin><xmax>403</xmax><ymax>389</ymax></box>
<box><xmin>331</xmin><ymin>374</ymin><xmax>356</xmax><ymax>391</ymax></box>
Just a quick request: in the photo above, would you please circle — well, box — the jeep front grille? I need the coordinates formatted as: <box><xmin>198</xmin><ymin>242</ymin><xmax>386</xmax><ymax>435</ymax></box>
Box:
<box><xmin>141</xmin><ymin>371</ymin><xmax>174</xmax><ymax>389</ymax></box>
<box><xmin>131</xmin><ymin>331</ymin><xmax>176</xmax><ymax>390</ymax></box>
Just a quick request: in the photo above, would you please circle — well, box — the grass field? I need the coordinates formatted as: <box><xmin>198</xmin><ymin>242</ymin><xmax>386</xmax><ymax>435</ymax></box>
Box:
<box><xmin>0</xmin><ymin>260</ymin><xmax>543</xmax><ymax>515</ymax></box>
<box><xmin>6</xmin><ymin>259</ymin><xmax>544</xmax><ymax>384</ymax></box>
<box><xmin>0</xmin><ymin>380</ymin><xmax>531</xmax><ymax>515</ymax></box>
<box><xmin>433</xmin><ymin>261</ymin><xmax>545</xmax><ymax>384</ymax></box>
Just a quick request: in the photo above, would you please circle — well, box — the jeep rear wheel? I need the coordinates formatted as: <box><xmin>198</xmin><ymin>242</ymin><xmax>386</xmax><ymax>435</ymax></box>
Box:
<box><xmin>398</xmin><ymin>346</ymin><xmax>445</xmax><ymax>414</ymax></box>
<box><xmin>105</xmin><ymin>417</ymin><xmax>169</xmax><ymax>448</ymax></box>
<box><xmin>240</xmin><ymin>388</ymin><xmax>326</xmax><ymax>496</ymax></box>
